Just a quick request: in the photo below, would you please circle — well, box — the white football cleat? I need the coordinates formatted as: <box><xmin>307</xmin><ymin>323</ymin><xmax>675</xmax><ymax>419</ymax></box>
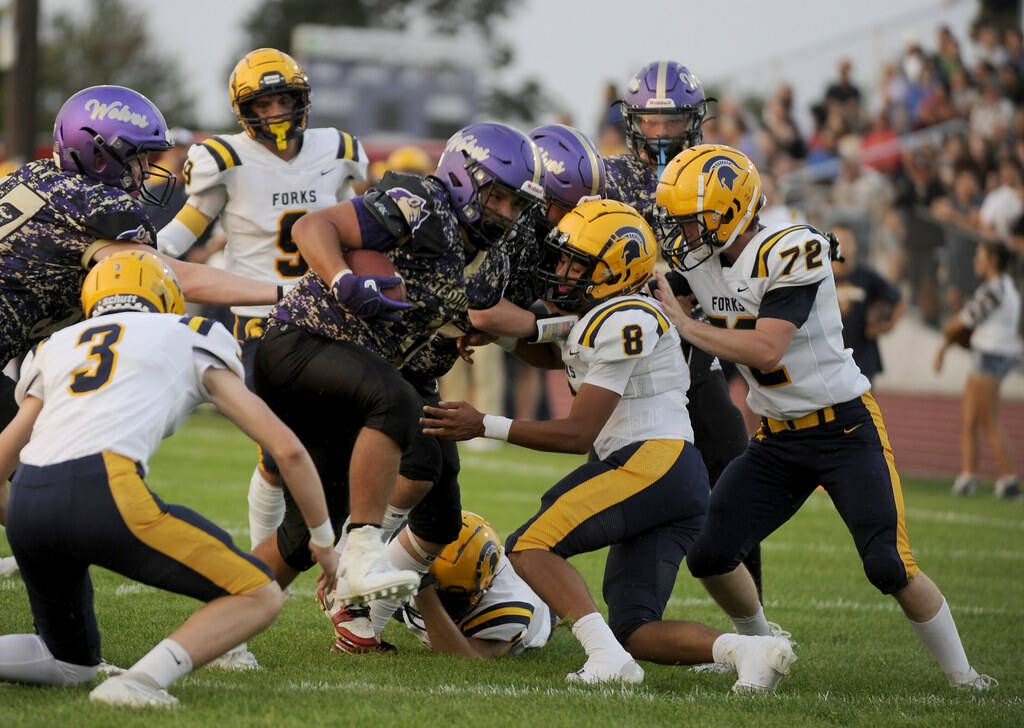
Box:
<box><xmin>949</xmin><ymin>668</ymin><xmax>998</xmax><ymax>691</ymax></box>
<box><xmin>952</xmin><ymin>473</ymin><xmax>978</xmax><ymax>496</ymax></box>
<box><xmin>718</xmin><ymin>634</ymin><xmax>797</xmax><ymax>693</ymax></box>
<box><xmin>332</xmin><ymin>526</ymin><xmax>419</xmax><ymax>606</ymax></box>
<box><xmin>97</xmin><ymin>660</ymin><xmax>125</xmax><ymax>677</ymax></box>
<box><xmin>566</xmin><ymin>657</ymin><xmax>644</xmax><ymax>684</ymax></box>
<box><xmin>205</xmin><ymin>642</ymin><xmax>260</xmax><ymax>670</ymax></box>
<box><xmin>89</xmin><ymin>672</ymin><xmax>179</xmax><ymax>708</ymax></box>
<box><xmin>0</xmin><ymin>556</ymin><xmax>19</xmax><ymax>578</ymax></box>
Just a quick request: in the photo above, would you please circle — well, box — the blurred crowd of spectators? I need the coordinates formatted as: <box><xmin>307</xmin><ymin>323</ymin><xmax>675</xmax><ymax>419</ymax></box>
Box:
<box><xmin>601</xmin><ymin>22</ymin><xmax>1024</xmax><ymax>330</ymax></box>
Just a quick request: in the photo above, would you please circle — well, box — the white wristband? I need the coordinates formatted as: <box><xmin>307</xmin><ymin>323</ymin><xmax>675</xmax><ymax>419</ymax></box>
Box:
<box><xmin>482</xmin><ymin>414</ymin><xmax>513</xmax><ymax>441</ymax></box>
<box><xmin>308</xmin><ymin>518</ymin><xmax>335</xmax><ymax>548</ymax></box>
<box><xmin>330</xmin><ymin>269</ymin><xmax>353</xmax><ymax>288</ymax></box>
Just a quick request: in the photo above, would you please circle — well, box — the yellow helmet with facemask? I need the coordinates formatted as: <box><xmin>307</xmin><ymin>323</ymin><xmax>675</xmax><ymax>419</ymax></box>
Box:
<box><xmin>655</xmin><ymin>144</ymin><xmax>765</xmax><ymax>271</ymax></box>
<box><xmin>229</xmin><ymin>48</ymin><xmax>311</xmax><ymax>151</ymax></box>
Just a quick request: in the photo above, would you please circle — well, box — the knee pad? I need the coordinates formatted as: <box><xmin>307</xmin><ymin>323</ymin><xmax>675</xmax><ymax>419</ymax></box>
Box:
<box><xmin>861</xmin><ymin>547</ymin><xmax>910</xmax><ymax>595</ymax></box>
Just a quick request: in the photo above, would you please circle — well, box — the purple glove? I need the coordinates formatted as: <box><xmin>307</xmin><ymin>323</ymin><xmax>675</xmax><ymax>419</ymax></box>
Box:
<box><xmin>331</xmin><ymin>272</ymin><xmax>411</xmax><ymax>322</ymax></box>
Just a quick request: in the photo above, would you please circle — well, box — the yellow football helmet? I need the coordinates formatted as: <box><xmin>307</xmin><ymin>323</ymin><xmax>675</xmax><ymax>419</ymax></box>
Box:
<box><xmin>229</xmin><ymin>48</ymin><xmax>311</xmax><ymax>150</ymax></box>
<box><xmin>430</xmin><ymin>511</ymin><xmax>502</xmax><ymax>619</ymax></box>
<box><xmin>82</xmin><ymin>250</ymin><xmax>185</xmax><ymax>318</ymax></box>
<box><xmin>536</xmin><ymin>198</ymin><xmax>656</xmax><ymax>313</ymax></box>
<box><xmin>655</xmin><ymin>144</ymin><xmax>765</xmax><ymax>270</ymax></box>
<box><xmin>385</xmin><ymin>145</ymin><xmax>434</xmax><ymax>175</ymax></box>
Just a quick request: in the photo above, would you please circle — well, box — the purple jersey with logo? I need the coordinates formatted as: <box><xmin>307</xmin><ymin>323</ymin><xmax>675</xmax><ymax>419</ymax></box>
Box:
<box><xmin>270</xmin><ymin>172</ymin><xmax>469</xmax><ymax>365</ymax></box>
<box><xmin>0</xmin><ymin>159</ymin><xmax>156</xmax><ymax>362</ymax></box>
<box><xmin>604</xmin><ymin>153</ymin><xmax>660</xmax><ymax>237</ymax></box>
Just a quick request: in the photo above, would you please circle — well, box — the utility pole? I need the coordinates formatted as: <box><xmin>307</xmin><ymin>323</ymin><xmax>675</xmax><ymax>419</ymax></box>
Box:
<box><xmin>3</xmin><ymin>0</ymin><xmax>37</xmax><ymax>162</ymax></box>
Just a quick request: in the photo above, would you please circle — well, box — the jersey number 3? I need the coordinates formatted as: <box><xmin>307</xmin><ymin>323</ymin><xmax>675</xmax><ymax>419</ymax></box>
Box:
<box><xmin>68</xmin><ymin>323</ymin><xmax>123</xmax><ymax>395</ymax></box>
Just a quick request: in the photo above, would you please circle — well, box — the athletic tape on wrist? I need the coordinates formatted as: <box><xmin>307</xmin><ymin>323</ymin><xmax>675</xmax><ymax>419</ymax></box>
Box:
<box><xmin>482</xmin><ymin>414</ymin><xmax>513</xmax><ymax>441</ymax></box>
<box><xmin>308</xmin><ymin>519</ymin><xmax>335</xmax><ymax>548</ymax></box>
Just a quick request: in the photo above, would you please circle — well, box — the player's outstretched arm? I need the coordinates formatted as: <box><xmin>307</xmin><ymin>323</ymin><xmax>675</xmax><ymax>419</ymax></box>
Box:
<box><xmin>413</xmin><ymin>584</ymin><xmax>514</xmax><ymax>660</ymax></box>
<box><xmin>0</xmin><ymin>396</ymin><xmax>42</xmax><ymax>492</ymax></box>
<box><xmin>422</xmin><ymin>382</ymin><xmax>619</xmax><ymax>454</ymax></box>
<box><xmin>653</xmin><ymin>272</ymin><xmax>795</xmax><ymax>370</ymax></box>
<box><xmin>202</xmin><ymin>367</ymin><xmax>338</xmax><ymax>590</ymax></box>
<box><xmin>91</xmin><ymin>243</ymin><xmax>280</xmax><ymax>306</ymax></box>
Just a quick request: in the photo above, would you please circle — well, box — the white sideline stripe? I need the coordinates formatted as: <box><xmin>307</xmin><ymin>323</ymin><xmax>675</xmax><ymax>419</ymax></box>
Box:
<box><xmin>666</xmin><ymin>595</ymin><xmax>1022</xmax><ymax>617</ymax></box>
<box><xmin>460</xmin><ymin>454</ymin><xmax>568</xmax><ymax>479</ymax></box>
<box><xmin>178</xmin><ymin>676</ymin><xmax>1024</xmax><ymax>708</ymax></box>
<box><xmin>764</xmin><ymin>540</ymin><xmax>1024</xmax><ymax>562</ymax></box>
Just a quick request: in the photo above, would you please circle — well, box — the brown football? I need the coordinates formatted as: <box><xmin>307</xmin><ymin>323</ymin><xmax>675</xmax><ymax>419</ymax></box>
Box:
<box><xmin>344</xmin><ymin>249</ymin><xmax>407</xmax><ymax>302</ymax></box>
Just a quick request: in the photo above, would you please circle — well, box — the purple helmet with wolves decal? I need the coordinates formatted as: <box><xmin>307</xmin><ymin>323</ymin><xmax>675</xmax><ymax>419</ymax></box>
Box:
<box><xmin>435</xmin><ymin>122</ymin><xmax>546</xmax><ymax>248</ymax></box>
<box><xmin>529</xmin><ymin>124</ymin><xmax>607</xmax><ymax>211</ymax></box>
<box><xmin>619</xmin><ymin>61</ymin><xmax>709</xmax><ymax>174</ymax></box>
<box><xmin>53</xmin><ymin>85</ymin><xmax>175</xmax><ymax>206</ymax></box>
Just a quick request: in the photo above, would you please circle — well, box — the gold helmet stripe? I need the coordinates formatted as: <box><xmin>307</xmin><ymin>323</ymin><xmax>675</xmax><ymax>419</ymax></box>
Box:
<box><xmin>560</xmin><ymin>124</ymin><xmax>602</xmax><ymax>197</ymax></box>
<box><xmin>527</xmin><ymin>138</ymin><xmax>544</xmax><ymax>188</ymax></box>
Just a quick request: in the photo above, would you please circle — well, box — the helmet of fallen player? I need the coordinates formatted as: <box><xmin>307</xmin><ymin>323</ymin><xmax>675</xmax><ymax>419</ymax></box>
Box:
<box><xmin>655</xmin><ymin>144</ymin><xmax>765</xmax><ymax>271</ymax></box>
<box><xmin>229</xmin><ymin>48</ymin><xmax>311</xmax><ymax>151</ymax></box>
<box><xmin>434</xmin><ymin>122</ymin><xmax>546</xmax><ymax>249</ymax></box>
<box><xmin>536</xmin><ymin>198</ymin><xmax>656</xmax><ymax>313</ymax></box>
<box><xmin>82</xmin><ymin>250</ymin><xmax>185</xmax><ymax>318</ymax></box>
<box><xmin>53</xmin><ymin>85</ymin><xmax>176</xmax><ymax>207</ymax></box>
<box><xmin>429</xmin><ymin>511</ymin><xmax>502</xmax><ymax>620</ymax></box>
<box><xmin>528</xmin><ymin>123</ymin><xmax>607</xmax><ymax>229</ymax></box>
<box><xmin>619</xmin><ymin>61</ymin><xmax>709</xmax><ymax>174</ymax></box>
<box><xmin>385</xmin><ymin>145</ymin><xmax>435</xmax><ymax>175</ymax></box>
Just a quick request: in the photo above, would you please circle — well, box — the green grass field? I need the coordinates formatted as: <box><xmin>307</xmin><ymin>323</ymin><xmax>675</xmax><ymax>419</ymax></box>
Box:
<box><xmin>1</xmin><ymin>408</ymin><xmax>1022</xmax><ymax>727</ymax></box>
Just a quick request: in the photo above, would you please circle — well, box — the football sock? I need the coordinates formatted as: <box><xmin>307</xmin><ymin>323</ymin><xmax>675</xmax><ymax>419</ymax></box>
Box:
<box><xmin>0</xmin><ymin>634</ymin><xmax>97</xmax><ymax>686</ymax></box>
<box><xmin>572</xmin><ymin>612</ymin><xmax>632</xmax><ymax>665</ymax></box>
<box><xmin>731</xmin><ymin>605</ymin><xmax>771</xmax><ymax>636</ymax></box>
<box><xmin>369</xmin><ymin>534</ymin><xmax>432</xmax><ymax>635</ymax></box>
<box><xmin>130</xmin><ymin>638</ymin><xmax>192</xmax><ymax>689</ymax></box>
<box><xmin>909</xmin><ymin>598</ymin><xmax>971</xmax><ymax>676</ymax></box>
<box><xmin>247</xmin><ymin>468</ymin><xmax>284</xmax><ymax>550</ymax></box>
<box><xmin>380</xmin><ymin>504</ymin><xmax>412</xmax><ymax>542</ymax></box>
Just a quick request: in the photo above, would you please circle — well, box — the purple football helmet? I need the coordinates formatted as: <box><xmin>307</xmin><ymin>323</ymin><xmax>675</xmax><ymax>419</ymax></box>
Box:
<box><xmin>619</xmin><ymin>61</ymin><xmax>709</xmax><ymax>175</ymax></box>
<box><xmin>53</xmin><ymin>85</ymin><xmax>176</xmax><ymax>207</ymax></box>
<box><xmin>529</xmin><ymin>124</ymin><xmax>606</xmax><ymax>223</ymax></box>
<box><xmin>435</xmin><ymin>122</ymin><xmax>546</xmax><ymax>248</ymax></box>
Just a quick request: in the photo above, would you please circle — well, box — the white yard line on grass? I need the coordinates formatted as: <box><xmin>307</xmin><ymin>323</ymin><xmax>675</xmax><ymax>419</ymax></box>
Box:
<box><xmin>179</xmin><ymin>676</ymin><xmax>1024</xmax><ymax>707</ymax></box>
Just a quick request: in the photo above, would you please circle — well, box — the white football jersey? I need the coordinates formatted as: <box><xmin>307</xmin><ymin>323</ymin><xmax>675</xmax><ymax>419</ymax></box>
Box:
<box><xmin>16</xmin><ymin>312</ymin><xmax>243</xmax><ymax>475</ymax></box>
<box><xmin>559</xmin><ymin>294</ymin><xmax>692</xmax><ymax>459</ymax></box>
<box><xmin>407</xmin><ymin>554</ymin><xmax>552</xmax><ymax>654</ymax></box>
<box><xmin>680</xmin><ymin>224</ymin><xmax>870</xmax><ymax>420</ymax></box>
<box><xmin>178</xmin><ymin>128</ymin><xmax>368</xmax><ymax>317</ymax></box>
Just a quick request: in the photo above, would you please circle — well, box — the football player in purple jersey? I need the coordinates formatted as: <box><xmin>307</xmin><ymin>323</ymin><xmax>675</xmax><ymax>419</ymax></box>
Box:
<box><xmin>251</xmin><ymin>122</ymin><xmax>546</xmax><ymax>612</ymax></box>
<box><xmin>605</xmin><ymin>62</ymin><xmax>761</xmax><ymax>600</ymax></box>
<box><xmin>0</xmin><ymin>86</ymin><xmax>286</xmax><ymax>433</ymax></box>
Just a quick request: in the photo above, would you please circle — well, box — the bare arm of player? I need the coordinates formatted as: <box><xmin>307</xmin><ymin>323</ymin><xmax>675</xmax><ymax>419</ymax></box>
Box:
<box><xmin>413</xmin><ymin>586</ymin><xmax>514</xmax><ymax>659</ymax></box>
<box><xmin>468</xmin><ymin>298</ymin><xmax>538</xmax><ymax>338</ymax></box>
<box><xmin>91</xmin><ymin>243</ymin><xmax>279</xmax><ymax>306</ymax></box>
<box><xmin>0</xmin><ymin>396</ymin><xmax>43</xmax><ymax>523</ymax></box>
<box><xmin>290</xmin><ymin>200</ymin><xmax>363</xmax><ymax>286</ymax></box>
<box><xmin>422</xmin><ymin>382</ymin><xmax>620</xmax><ymax>454</ymax></box>
<box><xmin>201</xmin><ymin>367</ymin><xmax>338</xmax><ymax>591</ymax></box>
<box><xmin>653</xmin><ymin>271</ymin><xmax>795</xmax><ymax>370</ymax></box>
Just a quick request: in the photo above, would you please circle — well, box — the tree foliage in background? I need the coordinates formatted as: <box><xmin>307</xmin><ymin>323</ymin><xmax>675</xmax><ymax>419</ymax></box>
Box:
<box><xmin>241</xmin><ymin>0</ymin><xmax>553</xmax><ymax>127</ymax></box>
<box><xmin>0</xmin><ymin>0</ymin><xmax>197</xmax><ymax>139</ymax></box>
